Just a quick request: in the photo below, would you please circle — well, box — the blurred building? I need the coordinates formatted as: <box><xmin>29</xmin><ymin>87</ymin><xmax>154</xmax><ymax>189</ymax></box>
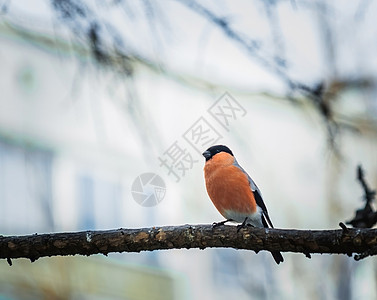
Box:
<box><xmin>0</xmin><ymin>22</ymin><xmax>185</xmax><ymax>300</ymax></box>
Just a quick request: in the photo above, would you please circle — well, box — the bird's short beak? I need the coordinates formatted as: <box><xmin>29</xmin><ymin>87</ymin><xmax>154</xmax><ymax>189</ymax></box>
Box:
<box><xmin>202</xmin><ymin>150</ymin><xmax>211</xmax><ymax>159</ymax></box>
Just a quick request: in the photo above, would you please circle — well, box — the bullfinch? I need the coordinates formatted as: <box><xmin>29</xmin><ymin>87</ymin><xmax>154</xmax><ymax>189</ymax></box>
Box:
<box><xmin>202</xmin><ymin>145</ymin><xmax>284</xmax><ymax>264</ymax></box>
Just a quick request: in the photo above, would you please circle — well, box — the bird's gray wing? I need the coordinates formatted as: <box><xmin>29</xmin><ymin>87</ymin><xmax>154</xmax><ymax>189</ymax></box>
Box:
<box><xmin>233</xmin><ymin>158</ymin><xmax>274</xmax><ymax>228</ymax></box>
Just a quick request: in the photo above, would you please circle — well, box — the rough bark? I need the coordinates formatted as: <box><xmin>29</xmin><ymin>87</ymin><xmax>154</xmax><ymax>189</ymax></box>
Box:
<box><xmin>1</xmin><ymin>224</ymin><xmax>377</xmax><ymax>265</ymax></box>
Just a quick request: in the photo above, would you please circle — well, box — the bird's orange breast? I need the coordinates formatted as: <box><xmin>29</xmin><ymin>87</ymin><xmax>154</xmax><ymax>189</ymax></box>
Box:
<box><xmin>204</xmin><ymin>152</ymin><xmax>257</xmax><ymax>217</ymax></box>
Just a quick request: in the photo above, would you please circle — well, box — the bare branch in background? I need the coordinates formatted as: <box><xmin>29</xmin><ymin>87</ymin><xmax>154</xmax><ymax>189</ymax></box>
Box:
<box><xmin>346</xmin><ymin>165</ymin><xmax>377</xmax><ymax>228</ymax></box>
<box><xmin>3</xmin><ymin>1</ymin><xmax>377</xmax><ymax>151</ymax></box>
<box><xmin>175</xmin><ymin>0</ymin><xmax>295</xmax><ymax>87</ymax></box>
<box><xmin>260</xmin><ymin>0</ymin><xmax>287</xmax><ymax>68</ymax></box>
<box><xmin>173</xmin><ymin>0</ymin><xmax>354</xmax><ymax>149</ymax></box>
<box><xmin>50</xmin><ymin>0</ymin><xmax>135</xmax><ymax>75</ymax></box>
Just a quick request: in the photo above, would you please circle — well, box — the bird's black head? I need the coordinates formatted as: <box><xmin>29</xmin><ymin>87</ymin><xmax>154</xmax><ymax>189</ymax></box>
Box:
<box><xmin>202</xmin><ymin>145</ymin><xmax>234</xmax><ymax>161</ymax></box>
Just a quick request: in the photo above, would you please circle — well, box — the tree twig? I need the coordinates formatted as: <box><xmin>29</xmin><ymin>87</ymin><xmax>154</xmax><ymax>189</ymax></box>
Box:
<box><xmin>346</xmin><ymin>165</ymin><xmax>377</xmax><ymax>228</ymax></box>
<box><xmin>357</xmin><ymin>164</ymin><xmax>376</xmax><ymax>204</ymax></box>
<box><xmin>1</xmin><ymin>225</ymin><xmax>377</xmax><ymax>263</ymax></box>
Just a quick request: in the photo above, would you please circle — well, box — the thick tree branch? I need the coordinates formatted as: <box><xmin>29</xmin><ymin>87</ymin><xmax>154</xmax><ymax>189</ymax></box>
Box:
<box><xmin>2</xmin><ymin>224</ymin><xmax>377</xmax><ymax>265</ymax></box>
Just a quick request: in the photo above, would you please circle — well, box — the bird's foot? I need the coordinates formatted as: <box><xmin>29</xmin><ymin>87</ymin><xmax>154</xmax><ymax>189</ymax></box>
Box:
<box><xmin>212</xmin><ymin>219</ymin><xmax>233</xmax><ymax>228</ymax></box>
<box><xmin>237</xmin><ymin>217</ymin><xmax>249</xmax><ymax>232</ymax></box>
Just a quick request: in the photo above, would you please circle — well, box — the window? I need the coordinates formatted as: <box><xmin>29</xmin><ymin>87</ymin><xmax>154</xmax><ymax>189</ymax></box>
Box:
<box><xmin>0</xmin><ymin>139</ymin><xmax>53</xmax><ymax>234</ymax></box>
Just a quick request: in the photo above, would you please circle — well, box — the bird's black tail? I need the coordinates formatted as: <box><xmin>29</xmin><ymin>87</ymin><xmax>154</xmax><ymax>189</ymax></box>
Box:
<box><xmin>271</xmin><ymin>251</ymin><xmax>284</xmax><ymax>264</ymax></box>
<box><xmin>261</xmin><ymin>215</ymin><xmax>284</xmax><ymax>264</ymax></box>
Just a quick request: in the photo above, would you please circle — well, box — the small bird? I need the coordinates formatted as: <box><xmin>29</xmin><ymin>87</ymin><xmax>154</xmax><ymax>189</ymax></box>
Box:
<box><xmin>202</xmin><ymin>145</ymin><xmax>284</xmax><ymax>264</ymax></box>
